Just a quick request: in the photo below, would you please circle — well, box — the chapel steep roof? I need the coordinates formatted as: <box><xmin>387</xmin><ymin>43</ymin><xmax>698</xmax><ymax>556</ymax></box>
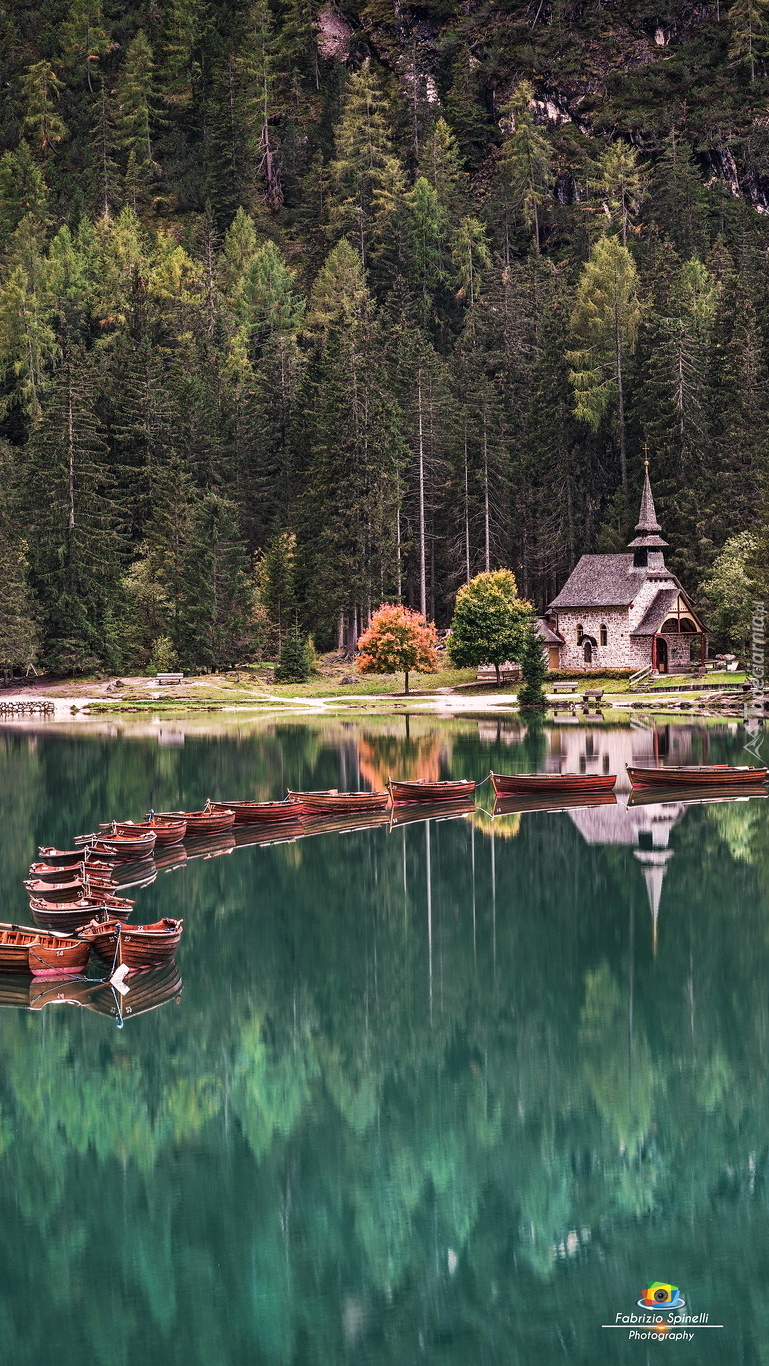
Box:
<box><xmin>627</xmin><ymin>459</ymin><xmax>668</xmax><ymax>551</ymax></box>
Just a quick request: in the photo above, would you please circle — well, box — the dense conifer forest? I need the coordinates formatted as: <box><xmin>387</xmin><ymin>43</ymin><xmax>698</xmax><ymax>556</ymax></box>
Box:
<box><xmin>1</xmin><ymin>0</ymin><xmax>769</xmax><ymax>671</ymax></box>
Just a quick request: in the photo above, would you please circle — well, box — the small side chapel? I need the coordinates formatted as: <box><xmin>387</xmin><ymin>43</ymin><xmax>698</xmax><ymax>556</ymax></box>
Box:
<box><xmin>542</xmin><ymin>462</ymin><xmax>706</xmax><ymax>674</ymax></box>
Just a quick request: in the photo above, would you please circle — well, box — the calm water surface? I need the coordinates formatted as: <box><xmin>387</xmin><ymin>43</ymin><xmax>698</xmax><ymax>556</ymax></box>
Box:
<box><xmin>1</xmin><ymin>715</ymin><xmax>768</xmax><ymax>1365</ymax></box>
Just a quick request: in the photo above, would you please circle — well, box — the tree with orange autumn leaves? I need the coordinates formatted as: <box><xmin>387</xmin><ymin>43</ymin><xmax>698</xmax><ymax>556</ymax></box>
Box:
<box><xmin>357</xmin><ymin>604</ymin><xmax>439</xmax><ymax>694</ymax></box>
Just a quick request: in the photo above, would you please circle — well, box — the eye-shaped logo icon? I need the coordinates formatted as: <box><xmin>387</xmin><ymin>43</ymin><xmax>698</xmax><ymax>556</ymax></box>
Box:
<box><xmin>638</xmin><ymin>1283</ymin><xmax>686</xmax><ymax>1310</ymax></box>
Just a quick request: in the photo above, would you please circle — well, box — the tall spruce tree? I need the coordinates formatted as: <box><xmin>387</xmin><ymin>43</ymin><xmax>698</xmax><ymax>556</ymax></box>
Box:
<box><xmin>567</xmin><ymin>235</ymin><xmax>642</xmax><ymax>491</ymax></box>
<box><xmin>23</xmin><ymin>343</ymin><xmax>126</xmax><ymax>670</ymax></box>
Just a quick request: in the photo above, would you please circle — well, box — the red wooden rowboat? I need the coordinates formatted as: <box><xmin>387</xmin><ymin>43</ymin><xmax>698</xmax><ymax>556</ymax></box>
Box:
<box><xmin>626</xmin><ymin>763</ymin><xmax>768</xmax><ymax>788</ymax></box>
<box><xmin>76</xmin><ymin>827</ymin><xmax>157</xmax><ymax>860</ymax></box>
<box><xmin>79</xmin><ymin>917</ymin><xmax>184</xmax><ymax>970</ymax></box>
<box><xmin>0</xmin><ymin>922</ymin><xmax>91</xmax><ymax>976</ymax></box>
<box><xmin>490</xmin><ymin>770</ymin><xmax>617</xmax><ymax>796</ymax></box>
<box><xmin>288</xmin><ymin>789</ymin><xmax>391</xmax><ymax>815</ymax></box>
<box><xmin>25</xmin><ymin>877</ymin><xmax>93</xmax><ymax>903</ymax></box>
<box><xmin>209</xmin><ymin>797</ymin><xmax>304</xmax><ymax>824</ymax></box>
<box><xmin>387</xmin><ymin>777</ymin><xmax>477</xmax><ymax>805</ymax></box>
<box><xmin>30</xmin><ymin>898</ymin><xmax>132</xmax><ymax>935</ymax></box>
<box><xmin>38</xmin><ymin>845</ymin><xmax>117</xmax><ymax>867</ymax></box>
<box><xmin>158</xmin><ymin>802</ymin><xmax>235</xmax><ymax>837</ymax></box>
<box><xmin>28</xmin><ymin>858</ymin><xmax>114</xmax><ymax>884</ymax></box>
<box><xmin>98</xmin><ymin>815</ymin><xmax>187</xmax><ymax>845</ymax></box>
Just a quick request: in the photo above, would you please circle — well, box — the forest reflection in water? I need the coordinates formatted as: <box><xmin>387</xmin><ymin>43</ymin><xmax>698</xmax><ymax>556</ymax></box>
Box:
<box><xmin>0</xmin><ymin>715</ymin><xmax>768</xmax><ymax>1365</ymax></box>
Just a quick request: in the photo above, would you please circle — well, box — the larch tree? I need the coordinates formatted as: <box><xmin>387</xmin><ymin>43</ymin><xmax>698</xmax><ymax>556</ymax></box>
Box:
<box><xmin>589</xmin><ymin>142</ymin><xmax>644</xmax><ymax>247</ymax></box>
<box><xmin>498</xmin><ymin>83</ymin><xmax>554</xmax><ymax>254</ymax></box>
<box><xmin>59</xmin><ymin>0</ymin><xmax>111</xmax><ymax>93</ymax></box>
<box><xmin>22</xmin><ymin>61</ymin><xmax>67</xmax><ymax>157</ymax></box>
<box><xmin>327</xmin><ymin>64</ymin><xmax>401</xmax><ymax>268</ymax></box>
<box><xmin>729</xmin><ymin>0</ymin><xmax>769</xmax><ymax>83</ymax></box>
<box><xmin>357</xmin><ymin>603</ymin><xmax>439</xmax><ymax>694</ymax></box>
<box><xmin>567</xmin><ymin>234</ymin><xmax>642</xmax><ymax>491</ymax></box>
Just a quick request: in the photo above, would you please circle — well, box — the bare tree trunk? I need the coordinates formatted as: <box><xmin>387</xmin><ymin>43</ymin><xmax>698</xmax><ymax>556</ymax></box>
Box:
<box><xmin>396</xmin><ymin>503</ymin><xmax>402</xmax><ymax>599</ymax></box>
<box><xmin>464</xmin><ymin>432</ymin><xmax>471</xmax><ymax>583</ymax></box>
<box><xmin>483</xmin><ymin>416</ymin><xmax>490</xmax><ymax>572</ymax></box>
<box><xmin>615</xmin><ymin>304</ymin><xmax>628</xmax><ymax>491</ymax></box>
<box><xmin>417</xmin><ymin>368</ymin><xmax>427</xmax><ymax>617</ymax></box>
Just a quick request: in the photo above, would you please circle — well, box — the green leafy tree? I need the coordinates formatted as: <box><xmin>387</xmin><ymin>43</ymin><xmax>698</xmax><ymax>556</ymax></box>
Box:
<box><xmin>700</xmin><ymin>531</ymin><xmax>759</xmax><ymax>656</ymax></box>
<box><xmin>357</xmin><ymin>602</ymin><xmax>439</xmax><ymax>694</ymax></box>
<box><xmin>567</xmin><ymin>234</ymin><xmax>642</xmax><ymax>491</ymax></box>
<box><xmin>448</xmin><ymin>570</ymin><xmax>532</xmax><ymax>685</ymax></box>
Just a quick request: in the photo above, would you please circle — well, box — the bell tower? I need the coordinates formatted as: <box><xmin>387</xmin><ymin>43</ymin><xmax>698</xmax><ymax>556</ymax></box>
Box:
<box><xmin>628</xmin><ymin>456</ymin><xmax>668</xmax><ymax>570</ymax></box>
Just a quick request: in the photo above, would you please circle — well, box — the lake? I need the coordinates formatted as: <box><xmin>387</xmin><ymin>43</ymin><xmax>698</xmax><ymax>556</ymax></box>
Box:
<box><xmin>0</xmin><ymin>713</ymin><xmax>767</xmax><ymax>1364</ymax></box>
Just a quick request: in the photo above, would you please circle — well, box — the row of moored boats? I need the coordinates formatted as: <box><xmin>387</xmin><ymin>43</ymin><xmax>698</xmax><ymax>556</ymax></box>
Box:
<box><xmin>6</xmin><ymin>763</ymin><xmax>766</xmax><ymax>986</ymax></box>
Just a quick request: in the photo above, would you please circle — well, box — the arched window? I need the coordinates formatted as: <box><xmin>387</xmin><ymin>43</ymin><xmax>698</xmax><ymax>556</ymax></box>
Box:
<box><xmin>633</xmin><ymin>548</ymin><xmax>648</xmax><ymax>568</ymax></box>
<box><xmin>599</xmin><ymin>624</ymin><xmax>607</xmax><ymax>646</ymax></box>
<box><xmin>583</xmin><ymin>640</ymin><xmax>593</xmax><ymax>664</ymax></box>
<box><xmin>577</xmin><ymin>622</ymin><xmax>583</xmax><ymax>642</ymax></box>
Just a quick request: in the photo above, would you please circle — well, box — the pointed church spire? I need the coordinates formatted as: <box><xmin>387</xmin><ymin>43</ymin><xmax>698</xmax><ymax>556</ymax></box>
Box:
<box><xmin>635</xmin><ymin>452</ymin><xmax>662</xmax><ymax>534</ymax></box>
<box><xmin>627</xmin><ymin>449</ymin><xmax>668</xmax><ymax>552</ymax></box>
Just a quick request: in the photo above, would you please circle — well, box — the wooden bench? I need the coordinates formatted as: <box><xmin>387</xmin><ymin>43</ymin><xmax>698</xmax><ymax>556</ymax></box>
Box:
<box><xmin>156</xmin><ymin>672</ymin><xmax>184</xmax><ymax>685</ymax></box>
<box><xmin>552</xmin><ymin>681</ymin><xmax>579</xmax><ymax>693</ymax></box>
<box><xmin>582</xmin><ymin>689</ymin><xmax>604</xmax><ymax>711</ymax></box>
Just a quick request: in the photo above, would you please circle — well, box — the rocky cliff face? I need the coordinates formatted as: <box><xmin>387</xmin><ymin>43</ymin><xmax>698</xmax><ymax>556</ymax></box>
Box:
<box><xmin>319</xmin><ymin>0</ymin><xmax>769</xmax><ymax>209</ymax></box>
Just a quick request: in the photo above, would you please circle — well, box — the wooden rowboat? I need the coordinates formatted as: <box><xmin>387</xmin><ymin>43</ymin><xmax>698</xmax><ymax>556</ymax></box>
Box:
<box><xmin>76</xmin><ymin>828</ymin><xmax>157</xmax><ymax>860</ymax></box>
<box><xmin>79</xmin><ymin>917</ymin><xmax>184</xmax><ymax>970</ymax></box>
<box><xmin>0</xmin><ymin>922</ymin><xmax>91</xmax><ymax>976</ymax></box>
<box><xmin>25</xmin><ymin>877</ymin><xmax>94</xmax><ymax>903</ymax></box>
<box><xmin>626</xmin><ymin>763</ymin><xmax>768</xmax><ymax>788</ymax></box>
<box><xmin>209</xmin><ymin>798</ymin><xmax>304</xmax><ymax>824</ymax></box>
<box><xmin>158</xmin><ymin>802</ymin><xmax>235</xmax><ymax>837</ymax></box>
<box><xmin>30</xmin><ymin>898</ymin><xmax>132</xmax><ymax>934</ymax></box>
<box><xmin>288</xmin><ymin>789</ymin><xmax>391</xmax><ymax>815</ymax></box>
<box><xmin>28</xmin><ymin>858</ymin><xmax>113</xmax><ymax>884</ymax></box>
<box><xmin>490</xmin><ymin>770</ymin><xmax>617</xmax><ymax>796</ymax></box>
<box><xmin>38</xmin><ymin>845</ymin><xmax>117</xmax><ymax>866</ymax></box>
<box><xmin>98</xmin><ymin>815</ymin><xmax>187</xmax><ymax>845</ymax></box>
<box><xmin>387</xmin><ymin>777</ymin><xmax>478</xmax><ymax>805</ymax></box>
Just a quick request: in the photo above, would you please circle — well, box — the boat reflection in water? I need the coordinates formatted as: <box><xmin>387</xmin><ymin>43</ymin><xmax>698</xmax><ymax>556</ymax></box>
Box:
<box><xmin>0</xmin><ymin>962</ymin><xmax>183</xmax><ymax>1023</ymax></box>
<box><xmin>388</xmin><ymin>798</ymin><xmax>475</xmax><ymax>829</ymax></box>
<box><xmin>183</xmin><ymin>833</ymin><xmax>236</xmax><ymax>862</ymax></box>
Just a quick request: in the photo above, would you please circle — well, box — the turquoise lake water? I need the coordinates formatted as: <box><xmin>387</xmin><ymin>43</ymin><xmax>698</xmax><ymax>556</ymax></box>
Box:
<box><xmin>1</xmin><ymin>714</ymin><xmax>768</xmax><ymax>1365</ymax></box>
